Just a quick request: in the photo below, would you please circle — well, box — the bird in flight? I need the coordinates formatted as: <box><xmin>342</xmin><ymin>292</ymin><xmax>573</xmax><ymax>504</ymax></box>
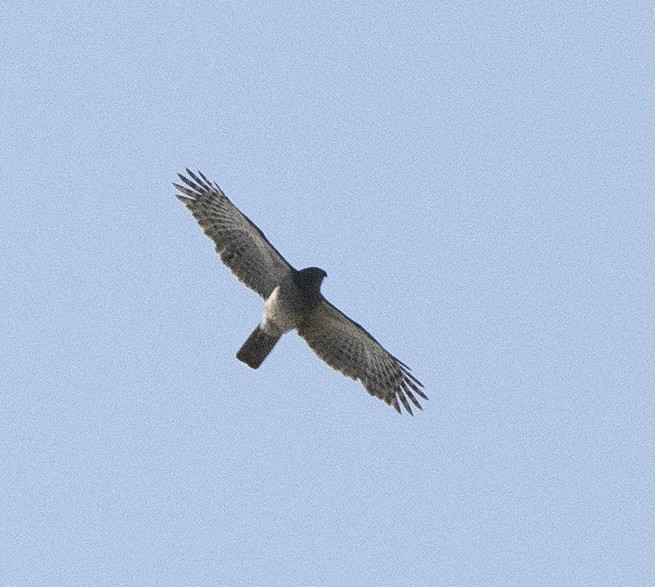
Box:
<box><xmin>175</xmin><ymin>170</ymin><xmax>426</xmax><ymax>414</ymax></box>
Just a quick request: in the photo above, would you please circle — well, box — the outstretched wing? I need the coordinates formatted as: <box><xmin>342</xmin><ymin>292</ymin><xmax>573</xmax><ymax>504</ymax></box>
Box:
<box><xmin>175</xmin><ymin>170</ymin><xmax>294</xmax><ymax>298</ymax></box>
<box><xmin>298</xmin><ymin>301</ymin><xmax>427</xmax><ymax>415</ymax></box>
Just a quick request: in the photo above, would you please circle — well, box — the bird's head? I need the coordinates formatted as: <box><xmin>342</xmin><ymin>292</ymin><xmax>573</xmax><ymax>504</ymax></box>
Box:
<box><xmin>295</xmin><ymin>267</ymin><xmax>327</xmax><ymax>293</ymax></box>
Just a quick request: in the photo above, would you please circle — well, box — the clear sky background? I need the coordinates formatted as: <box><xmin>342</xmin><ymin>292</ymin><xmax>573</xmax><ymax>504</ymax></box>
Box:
<box><xmin>2</xmin><ymin>2</ymin><xmax>653</xmax><ymax>585</ymax></box>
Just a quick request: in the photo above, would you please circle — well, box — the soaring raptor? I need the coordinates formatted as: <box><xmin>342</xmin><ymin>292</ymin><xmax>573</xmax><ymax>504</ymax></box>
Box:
<box><xmin>175</xmin><ymin>170</ymin><xmax>426</xmax><ymax>414</ymax></box>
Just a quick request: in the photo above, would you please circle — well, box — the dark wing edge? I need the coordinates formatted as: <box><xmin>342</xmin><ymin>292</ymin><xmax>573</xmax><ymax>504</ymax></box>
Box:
<box><xmin>298</xmin><ymin>300</ymin><xmax>428</xmax><ymax>415</ymax></box>
<box><xmin>174</xmin><ymin>169</ymin><xmax>294</xmax><ymax>298</ymax></box>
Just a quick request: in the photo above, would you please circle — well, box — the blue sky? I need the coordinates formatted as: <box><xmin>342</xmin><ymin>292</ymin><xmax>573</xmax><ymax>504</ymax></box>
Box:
<box><xmin>2</xmin><ymin>2</ymin><xmax>653</xmax><ymax>585</ymax></box>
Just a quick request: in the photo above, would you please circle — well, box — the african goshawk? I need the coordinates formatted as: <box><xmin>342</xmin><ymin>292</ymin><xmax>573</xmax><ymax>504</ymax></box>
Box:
<box><xmin>175</xmin><ymin>170</ymin><xmax>426</xmax><ymax>414</ymax></box>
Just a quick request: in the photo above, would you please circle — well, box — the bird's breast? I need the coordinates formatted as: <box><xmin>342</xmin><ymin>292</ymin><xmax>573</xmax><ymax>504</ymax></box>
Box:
<box><xmin>261</xmin><ymin>286</ymin><xmax>304</xmax><ymax>335</ymax></box>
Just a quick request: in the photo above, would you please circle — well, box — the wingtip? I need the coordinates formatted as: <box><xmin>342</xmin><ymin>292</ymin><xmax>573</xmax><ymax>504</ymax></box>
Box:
<box><xmin>186</xmin><ymin>168</ymin><xmax>204</xmax><ymax>186</ymax></box>
<box><xmin>197</xmin><ymin>169</ymin><xmax>212</xmax><ymax>186</ymax></box>
<box><xmin>398</xmin><ymin>393</ymin><xmax>414</xmax><ymax>416</ymax></box>
<box><xmin>390</xmin><ymin>395</ymin><xmax>402</xmax><ymax>414</ymax></box>
<box><xmin>173</xmin><ymin>182</ymin><xmax>198</xmax><ymax>202</ymax></box>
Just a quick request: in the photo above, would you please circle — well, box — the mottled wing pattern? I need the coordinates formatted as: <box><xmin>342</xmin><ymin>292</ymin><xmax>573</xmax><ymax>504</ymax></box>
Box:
<box><xmin>298</xmin><ymin>301</ymin><xmax>427</xmax><ymax>414</ymax></box>
<box><xmin>175</xmin><ymin>170</ymin><xmax>294</xmax><ymax>298</ymax></box>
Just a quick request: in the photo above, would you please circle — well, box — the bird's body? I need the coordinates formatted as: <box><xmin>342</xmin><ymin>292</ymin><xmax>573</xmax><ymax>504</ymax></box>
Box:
<box><xmin>175</xmin><ymin>170</ymin><xmax>426</xmax><ymax>414</ymax></box>
<box><xmin>262</xmin><ymin>284</ymin><xmax>297</xmax><ymax>335</ymax></box>
<box><xmin>238</xmin><ymin>268</ymin><xmax>326</xmax><ymax>368</ymax></box>
<box><xmin>262</xmin><ymin>268</ymin><xmax>326</xmax><ymax>335</ymax></box>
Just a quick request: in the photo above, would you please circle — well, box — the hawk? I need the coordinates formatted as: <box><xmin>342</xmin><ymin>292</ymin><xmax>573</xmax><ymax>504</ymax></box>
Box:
<box><xmin>175</xmin><ymin>170</ymin><xmax>427</xmax><ymax>414</ymax></box>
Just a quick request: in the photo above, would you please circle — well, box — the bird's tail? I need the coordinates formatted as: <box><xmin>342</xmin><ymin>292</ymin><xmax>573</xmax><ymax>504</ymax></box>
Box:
<box><xmin>236</xmin><ymin>326</ymin><xmax>281</xmax><ymax>369</ymax></box>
